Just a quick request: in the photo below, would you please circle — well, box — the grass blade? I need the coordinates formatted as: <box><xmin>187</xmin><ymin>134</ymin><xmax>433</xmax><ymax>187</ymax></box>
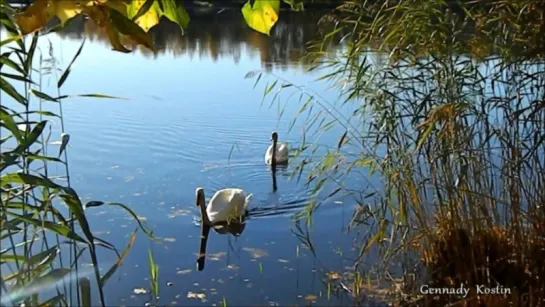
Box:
<box><xmin>58</xmin><ymin>39</ymin><xmax>85</xmax><ymax>88</ymax></box>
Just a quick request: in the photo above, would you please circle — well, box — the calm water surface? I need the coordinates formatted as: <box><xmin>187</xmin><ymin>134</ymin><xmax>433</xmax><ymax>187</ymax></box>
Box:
<box><xmin>2</xmin><ymin>11</ymin><xmax>373</xmax><ymax>306</ymax></box>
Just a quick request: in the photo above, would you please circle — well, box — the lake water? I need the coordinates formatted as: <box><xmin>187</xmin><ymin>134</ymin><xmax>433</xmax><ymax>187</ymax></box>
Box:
<box><xmin>1</xmin><ymin>10</ymin><xmax>378</xmax><ymax>307</ymax></box>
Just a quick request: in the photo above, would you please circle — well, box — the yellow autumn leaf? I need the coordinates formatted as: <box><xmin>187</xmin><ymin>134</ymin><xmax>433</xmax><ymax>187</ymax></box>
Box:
<box><xmin>15</xmin><ymin>0</ymin><xmax>55</xmax><ymax>34</ymax></box>
<box><xmin>14</xmin><ymin>0</ymin><xmax>104</xmax><ymax>34</ymax></box>
<box><xmin>127</xmin><ymin>0</ymin><xmax>160</xmax><ymax>32</ymax></box>
<box><xmin>241</xmin><ymin>0</ymin><xmax>280</xmax><ymax>36</ymax></box>
<box><xmin>53</xmin><ymin>1</ymin><xmax>93</xmax><ymax>24</ymax></box>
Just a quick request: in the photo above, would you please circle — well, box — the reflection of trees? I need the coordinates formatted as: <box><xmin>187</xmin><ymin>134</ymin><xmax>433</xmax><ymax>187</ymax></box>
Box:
<box><xmin>56</xmin><ymin>9</ymin><xmax>328</xmax><ymax>70</ymax></box>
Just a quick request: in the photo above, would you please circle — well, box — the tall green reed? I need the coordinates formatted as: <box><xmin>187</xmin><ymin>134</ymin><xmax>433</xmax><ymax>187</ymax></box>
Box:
<box><xmin>1</xmin><ymin>2</ymin><xmax>153</xmax><ymax>306</ymax></box>
<box><xmin>247</xmin><ymin>0</ymin><xmax>544</xmax><ymax>305</ymax></box>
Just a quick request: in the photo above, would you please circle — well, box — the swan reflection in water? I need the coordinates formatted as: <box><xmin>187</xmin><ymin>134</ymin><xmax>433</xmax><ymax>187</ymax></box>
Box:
<box><xmin>195</xmin><ymin>187</ymin><xmax>249</xmax><ymax>271</ymax></box>
<box><xmin>270</xmin><ymin>162</ymin><xmax>289</xmax><ymax>193</ymax></box>
<box><xmin>196</xmin><ymin>220</ymin><xmax>247</xmax><ymax>271</ymax></box>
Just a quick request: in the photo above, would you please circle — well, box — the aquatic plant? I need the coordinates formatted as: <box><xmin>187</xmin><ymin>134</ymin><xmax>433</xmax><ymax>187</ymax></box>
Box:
<box><xmin>1</xmin><ymin>2</ymin><xmax>155</xmax><ymax>306</ymax></box>
<box><xmin>248</xmin><ymin>0</ymin><xmax>545</xmax><ymax>305</ymax></box>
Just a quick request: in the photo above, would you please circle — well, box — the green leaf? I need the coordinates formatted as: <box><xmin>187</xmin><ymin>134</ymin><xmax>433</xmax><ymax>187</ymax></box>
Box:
<box><xmin>0</xmin><ymin>253</ymin><xmax>26</xmax><ymax>263</ymax></box>
<box><xmin>15</xmin><ymin>120</ymin><xmax>47</xmax><ymax>153</ymax></box>
<box><xmin>100</xmin><ymin>229</ymin><xmax>137</xmax><ymax>286</ymax></box>
<box><xmin>148</xmin><ymin>248</ymin><xmax>159</xmax><ymax>298</ymax></box>
<box><xmin>25</xmin><ymin>246</ymin><xmax>59</xmax><ymax>268</ymax></box>
<box><xmin>241</xmin><ymin>0</ymin><xmax>280</xmax><ymax>36</ymax></box>
<box><xmin>1</xmin><ymin>76</ymin><xmax>26</xmax><ymax>105</ymax></box>
<box><xmin>28</xmin><ymin>154</ymin><xmax>64</xmax><ymax>164</ymax></box>
<box><xmin>56</xmin><ymin>93</ymin><xmax>127</xmax><ymax>100</ymax></box>
<box><xmin>0</xmin><ymin>33</ymin><xmax>23</xmax><ymax>47</ymax></box>
<box><xmin>0</xmin><ymin>213</ymin><xmax>32</xmax><ymax>235</ymax></box>
<box><xmin>58</xmin><ymin>133</ymin><xmax>70</xmax><ymax>158</ymax></box>
<box><xmin>0</xmin><ymin>72</ymin><xmax>33</xmax><ymax>83</ymax></box>
<box><xmin>160</xmin><ymin>0</ymin><xmax>190</xmax><ymax>32</ymax></box>
<box><xmin>0</xmin><ymin>107</ymin><xmax>23</xmax><ymax>144</ymax></box>
<box><xmin>5</xmin><ymin>212</ymin><xmax>86</xmax><ymax>243</ymax></box>
<box><xmin>58</xmin><ymin>39</ymin><xmax>85</xmax><ymax>88</ymax></box>
<box><xmin>108</xmin><ymin>8</ymin><xmax>155</xmax><ymax>52</ymax></box>
<box><xmin>337</xmin><ymin>130</ymin><xmax>348</xmax><ymax>150</ymax></box>
<box><xmin>264</xmin><ymin>80</ymin><xmax>277</xmax><ymax>96</ymax></box>
<box><xmin>24</xmin><ymin>33</ymin><xmax>38</xmax><ymax>74</ymax></box>
<box><xmin>0</xmin><ymin>173</ymin><xmax>62</xmax><ymax>189</ymax></box>
<box><xmin>22</xmin><ymin>110</ymin><xmax>60</xmax><ymax>118</ymax></box>
<box><xmin>59</xmin><ymin>188</ymin><xmax>94</xmax><ymax>245</ymax></box>
<box><xmin>30</xmin><ymin>89</ymin><xmax>59</xmax><ymax>102</ymax></box>
<box><xmin>0</xmin><ymin>52</ymin><xmax>26</xmax><ymax>75</ymax></box>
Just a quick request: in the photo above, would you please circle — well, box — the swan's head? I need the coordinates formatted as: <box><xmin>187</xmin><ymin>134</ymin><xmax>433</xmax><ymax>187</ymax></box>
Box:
<box><xmin>271</xmin><ymin>131</ymin><xmax>278</xmax><ymax>142</ymax></box>
<box><xmin>195</xmin><ymin>187</ymin><xmax>205</xmax><ymax>207</ymax></box>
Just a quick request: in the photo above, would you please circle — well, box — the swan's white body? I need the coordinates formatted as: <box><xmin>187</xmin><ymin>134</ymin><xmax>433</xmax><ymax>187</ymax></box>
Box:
<box><xmin>206</xmin><ymin>188</ymin><xmax>252</xmax><ymax>223</ymax></box>
<box><xmin>265</xmin><ymin>143</ymin><xmax>289</xmax><ymax>164</ymax></box>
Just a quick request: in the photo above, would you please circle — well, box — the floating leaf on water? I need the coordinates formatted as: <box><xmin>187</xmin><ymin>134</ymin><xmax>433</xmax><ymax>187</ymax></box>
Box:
<box><xmin>176</xmin><ymin>269</ymin><xmax>192</xmax><ymax>275</ymax></box>
<box><xmin>133</xmin><ymin>288</ymin><xmax>147</xmax><ymax>294</ymax></box>
<box><xmin>168</xmin><ymin>208</ymin><xmax>191</xmax><ymax>218</ymax></box>
<box><xmin>226</xmin><ymin>264</ymin><xmax>239</xmax><ymax>270</ymax></box>
<box><xmin>187</xmin><ymin>291</ymin><xmax>206</xmax><ymax>301</ymax></box>
<box><xmin>304</xmin><ymin>294</ymin><xmax>317</xmax><ymax>301</ymax></box>
<box><xmin>242</xmin><ymin>247</ymin><xmax>268</xmax><ymax>258</ymax></box>
<box><xmin>277</xmin><ymin>258</ymin><xmax>289</xmax><ymax>263</ymax></box>
<box><xmin>208</xmin><ymin>252</ymin><xmax>227</xmax><ymax>261</ymax></box>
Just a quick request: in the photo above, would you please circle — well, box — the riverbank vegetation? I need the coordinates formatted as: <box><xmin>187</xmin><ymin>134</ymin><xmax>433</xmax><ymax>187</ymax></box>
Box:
<box><xmin>1</xmin><ymin>1</ymin><xmax>162</xmax><ymax>306</ymax></box>
<box><xmin>250</xmin><ymin>0</ymin><xmax>545</xmax><ymax>305</ymax></box>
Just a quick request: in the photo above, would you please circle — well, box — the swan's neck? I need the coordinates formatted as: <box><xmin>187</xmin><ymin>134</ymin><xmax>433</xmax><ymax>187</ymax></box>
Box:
<box><xmin>271</xmin><ymin>138</ymin><xmax>277</xmax><ymax>166</ymax></box>
<box><xmin>199</xmin><ymin>202</ymin><xmax>211</xmax><ymax>226</ymax></box>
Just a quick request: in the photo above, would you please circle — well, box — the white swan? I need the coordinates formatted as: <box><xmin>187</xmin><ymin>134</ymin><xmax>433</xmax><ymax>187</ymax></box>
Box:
<box><xmin>195</xmin><ymin>187</ymin><xmax>252</xmax><ymax>225</ymax></box>
<box><xmin>265</xmin><ymin>132</ymin><xmax>288</xmax><ymax>165</ymax></box>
